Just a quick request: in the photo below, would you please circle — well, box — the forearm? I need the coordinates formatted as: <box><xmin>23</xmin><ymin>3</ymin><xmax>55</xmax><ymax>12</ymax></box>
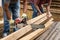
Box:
<box><xmin>34</xmin><ymin>4</ymin><xmax>42</xmax><ymax>14</ymax></box>
<box><xmin>46</xmin><ymin>6</ymin><xmax>50</xmax><ymax>14</ymax></box>
<box><xmin>4</xmin><ymin>4</ymin><xmax>10</xmax><ymax>15</ymax></box>
<box><xmin>4</xmin><ymin>3</ymin><xmax>11</xmax><ymax>20</ymax></box>
<box><xmin>23</xmin><ymin>0</ymin><xmax>27</xmax><ymax>13</ymax></box>
<box><xmin>46</xmin><ymin>0</ymin><xmax>52</xmax><ymax>14</ymax></box>
<box><xmin>5</xmin><ymin>9</ymin><xmax>10</xmax><ymax>15</ymax></box>
<box><xmin>4</xmin><ymin>3</ymin><xmax>9</xmax><ymax>12</ymax></box>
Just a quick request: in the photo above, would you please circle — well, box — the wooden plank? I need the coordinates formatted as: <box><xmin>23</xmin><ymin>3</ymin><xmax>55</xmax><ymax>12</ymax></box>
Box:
<box><xmin>36</xmin><ymin>22</ymin><xmax>57</xmax><ymax>40</ymax></box>
<box><xmin>1</xmin><ymin>25</ymin><xmax>32</xmax><ymax>40</ymax></box>
<box><xmin>34</xmin><ymin>16</ymin><xmax>47</xmax><ymax>25</ymax></box>
<box><xmin>19</xmin><ymin>29</ymin><xmax>44</xmax><ymax>40</ymax></box>
<box><xmin>27</xmin><ymin>13</ymin><xmax>46</xmax><ymax>24</ymax></box>
<box><xmin>34</xmin><ymin>13</ymin><xmax>52</xmax><ymax>25</ymax></box>
<box><xmin>45</xmin><ymin>22</ymin><xmax>60</xmax><ymax>40</ymax></box>
<box><xmin>19</xmin><ymin>18</ymin><xmax>54</xmax><ymax>40</ymax></box>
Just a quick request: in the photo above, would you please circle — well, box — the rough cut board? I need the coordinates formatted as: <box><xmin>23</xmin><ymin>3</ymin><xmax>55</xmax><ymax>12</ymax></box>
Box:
<box><xmin>36</xmin><ymin>22</ymin><xmax>60</xmax><ymax>40</ymax></box>
<box><xmin>34</xmin><ymin>13</ymin><xmax>52</xmax><ymax>25</ymax></box>
<box><xmin>35</xmin><ymin>22</ymin><xmax>57</xmax><ymax>40</ymax></box>
<box><xmin>27</xmin><ymin>13</ymin><xmax>46</xmax><ymax>24</ymax></box>
<box><xmin>19</xmin><ymin>18</ymin><xmax>54</xmax><ymax>40</ymax></box>
<box><xmin>1</xmin><ymin>25</ymin><xmax>32</xmax><ymax>40</ymax></box>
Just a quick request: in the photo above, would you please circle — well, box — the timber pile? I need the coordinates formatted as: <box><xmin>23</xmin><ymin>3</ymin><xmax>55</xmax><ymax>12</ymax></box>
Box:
<box><xmin>1</xmin><ymin>13</ymin><xmax>60</xmax><ymax>40</ymax></box>
<box><xmin>0</xmin><ymin>0</ymin><xmax>60</xmax><ymax>40</ymax></box>
<box><xmin>0</xmin><ymin>13</ymin><xmax>54</xmax><ymax>40</ymax></box>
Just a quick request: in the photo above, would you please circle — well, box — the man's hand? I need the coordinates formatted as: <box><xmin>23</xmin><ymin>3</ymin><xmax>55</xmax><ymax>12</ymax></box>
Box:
<box><xmin>46</xmin><ymin>12</ymin><xmax>52</xmax><ymax>18</ymax></box>
<box><xmin>37</xmin><ymin>12</ymin><xmax>42</xmax><ymax>16</ymax></box>
<box><xmin>14</xmin><ymin>18</ymin><xmax>22</xmax><ymax>25</ymax></box>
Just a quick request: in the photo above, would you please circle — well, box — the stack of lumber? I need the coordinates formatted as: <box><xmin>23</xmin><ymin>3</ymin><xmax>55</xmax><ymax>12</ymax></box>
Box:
<box><xmin>0</xmin><ymin>0</ymin><xmax>60</xmax><ymax>39</ymax></box>
<box><xmin>0</xmin><ymin>13</ymin><xmax>54</xmax><ymax>40</ymax></box>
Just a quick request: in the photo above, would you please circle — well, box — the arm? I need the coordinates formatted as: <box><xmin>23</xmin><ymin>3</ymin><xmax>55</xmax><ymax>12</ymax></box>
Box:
<box><xmin>4</xmin><ymin>2</ymin><xmax>11</xmax><ymax>20</ymax></box>
<box><xmin>22</xmin><ymin>0</ymin><xmax>27</xmax><ymax>18</ymax></box>
<box><xmin>46</xmin><ymin>0</ymin><xmax>52</xmax><ymax>15</ymax></box>
<box><xmin>34</xmin><ymin>4</ymin><xmax>42</xmax><ymax>14</ymax></box>
<box><xmin>23</xmin><ymin>0</ymin><xmax>27</xmax><ymax>13</ymax></box>
<box><xmin>34</xmin><ymin>0</ymin><xmax>42</xmax><ymax>14</ymax></box>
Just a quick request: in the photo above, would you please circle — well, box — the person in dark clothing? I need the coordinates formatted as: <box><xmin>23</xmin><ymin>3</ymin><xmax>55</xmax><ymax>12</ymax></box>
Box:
<box><xmin>30</xmin><ymin>0</ymin><xmax>52</xmax><ymax>18</ymax></box>
<box><xmin>23</xmin><ymin>0</ymin><xmax>52</xmax><ymax>18</ymax></box>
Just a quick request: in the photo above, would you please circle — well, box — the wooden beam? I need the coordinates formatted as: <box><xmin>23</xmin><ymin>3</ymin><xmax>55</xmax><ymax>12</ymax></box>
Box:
<box><xmin>34</xmin><ymin>16</ymin><xmax>47</xmax><ymax>25</ymax></box>
<box><xmin>34</xmin><ymin>13</ymin><xmax>52</xmax><ymax>25</ymax></box>
<box><xmin>1</xmin><ymin>25</ymin><xmax>32</xmax><ymax>40</ymax></box>
<box><xmin>19</xmin><ymin>18</ymin><xmax>54</xmax><ymax>40</ymax></box>
<box><xmin>27</xmin><ymin>13</ymin><xmax>46</xmax><ymax>24</ymax></box>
